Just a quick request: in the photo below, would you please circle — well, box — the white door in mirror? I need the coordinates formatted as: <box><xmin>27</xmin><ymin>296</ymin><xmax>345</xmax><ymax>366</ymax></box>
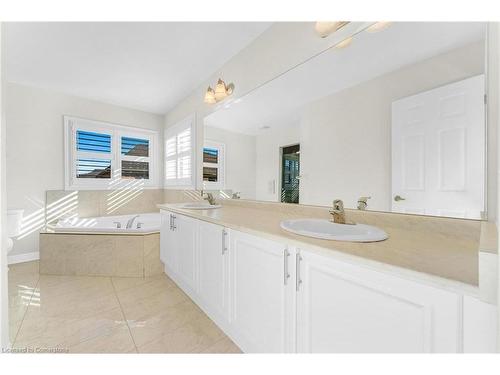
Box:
<box><xmin>391</xmin><ymin>75</ymin><xmax>485</xmax><ymax>219</ymax></box>
<box><xmin>280</xmin><ymin>218</ymin><xmax>388</xmax><ymax>242</ymax></box>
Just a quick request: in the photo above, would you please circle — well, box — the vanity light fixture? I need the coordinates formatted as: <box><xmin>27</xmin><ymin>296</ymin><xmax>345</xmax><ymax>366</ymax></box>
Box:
<box><xmin>204</xmin><ymin>78</ymin><xmax>234</xmax><ymax>104</ymax></box>
<box><xmin>204</xmin><ymin>86</ymin><xmax>216</xmax><ymax>104</ymax></box>
<box><xmin>315</xmin><ymin>21</ymin><xmax>349</xmax><ymax>38</ymax></box>
<box><xmin>366</xmin><ymin>21</ymin><xmax>392</xmax><ymax>33</ymax></box>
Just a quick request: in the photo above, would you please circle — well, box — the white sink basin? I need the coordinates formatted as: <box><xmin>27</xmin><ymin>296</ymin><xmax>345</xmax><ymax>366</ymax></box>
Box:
<box><xmin>176</xmin><ymin>202</ymin><xmax>222</xmax><ymax>210</ymax></box>
<box><xmin>280</xmin><ymin>218</ymin><xmax>388</xmax><ymax>242</ymax></box>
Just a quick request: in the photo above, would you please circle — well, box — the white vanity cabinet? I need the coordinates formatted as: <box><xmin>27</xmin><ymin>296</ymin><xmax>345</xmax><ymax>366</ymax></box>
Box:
<box><xmin>295</xmin><ymin>249</ymin><xmax>462</xmax><ymax>353</ymax></box>
<box><xmin>160</xmin><ymin>210</ymin><xmax>197</xmax><ymax>293</ymax></box>
<box><xmin>197</xmin><ymin>220</ymin><xmax>230</xmax><ymax>325</ymax></box>
<box><xmin>228</xmin><ymin>230</ymin><xmax>295</xmax><ymax>353</ymax></box>
<box><xmin>159</xmin><ymin>210</ymin><xmax>496</xmax><ymax>353</ymax></box>
<box><xmin>159</xmin><ymin>210</ymin><xmax>175</xmax><ymax>266</ymax></box>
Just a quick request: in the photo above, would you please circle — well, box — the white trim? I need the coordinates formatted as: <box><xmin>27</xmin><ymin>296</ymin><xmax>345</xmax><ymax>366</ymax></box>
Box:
<box><xmin>8</xmin><ymin>251</ymin><xmax>40</xmax><ymax>265</ymax></box>
<box><xmin>64</xmin><ymin>116</ymin><xmax>160</xmax><ymax>190</ymax></box>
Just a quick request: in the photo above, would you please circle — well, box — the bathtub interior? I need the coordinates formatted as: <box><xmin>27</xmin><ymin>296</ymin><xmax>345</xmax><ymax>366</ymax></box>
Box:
<box><xmin>54</xmin><ymin>212</ymin><xmax>160</xmax><ymax>233</ymax></box>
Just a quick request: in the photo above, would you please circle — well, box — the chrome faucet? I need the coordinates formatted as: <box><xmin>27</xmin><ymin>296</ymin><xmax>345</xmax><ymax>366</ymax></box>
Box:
<box><xmin>126</xmin><ymin>215</ymin><xmax>140</xmax><ymax>229</ymax></box>
<box><xmin>201</xmin><ymin>191</ymin><xmax>217</xmax><ymax>205</ymax></box>
<box><xmin>329</xmin><ymin>199</ymin><xmax>353</xmax><ymax>225</ymax></box>
<box><xmin>357</xmin><ymin>196</ymin><xmax>371</xmax><ymax>210</ymax></box>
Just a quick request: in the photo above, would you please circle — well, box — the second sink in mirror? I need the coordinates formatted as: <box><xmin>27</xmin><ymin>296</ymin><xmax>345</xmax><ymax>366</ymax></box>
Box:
<box><xmin>175</xmin><ymin>202</ymin><xmax>222</xmax><ymax>210</ymax></box>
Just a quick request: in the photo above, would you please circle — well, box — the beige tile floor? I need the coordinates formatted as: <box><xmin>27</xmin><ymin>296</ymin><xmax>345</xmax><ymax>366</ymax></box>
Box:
<box><xmin>8</xmin><ymin>261</ymin><xmax>241</xmax><ymax>353</ymax></box>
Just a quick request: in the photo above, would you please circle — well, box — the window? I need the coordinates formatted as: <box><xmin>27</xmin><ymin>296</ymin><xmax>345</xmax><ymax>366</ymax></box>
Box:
<box><xmin>164</xmin><ymin>115</ymin><xmax>196</xmax><ymax>188</ymax></box>
<box><xmin>203</xmin><ymin>140</ymin><xmax>225</xmax><ymax>190</ymax></box>
<box><xmin>64</xmin><ymin>116</ymin><xmax>158</xmax><ymax>190</ymax></box>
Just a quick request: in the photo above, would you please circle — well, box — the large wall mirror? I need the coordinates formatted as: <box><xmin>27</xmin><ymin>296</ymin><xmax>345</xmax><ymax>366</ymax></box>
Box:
<box><xmin>202</xmin><ymin>22</ymin><xmax>488</xmax><ymax>220</ymax></box>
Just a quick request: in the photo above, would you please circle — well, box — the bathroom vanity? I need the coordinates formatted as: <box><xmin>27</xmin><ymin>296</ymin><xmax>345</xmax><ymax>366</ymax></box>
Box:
<box><xmin>158</xmin><ymin>201</ymin><xmax>497</xmax><ymax>353</ymax></box>
<box><xmin>159</xmin><ymin>22</ymin><xmax>497</xmax><ymax>353</ymax></box>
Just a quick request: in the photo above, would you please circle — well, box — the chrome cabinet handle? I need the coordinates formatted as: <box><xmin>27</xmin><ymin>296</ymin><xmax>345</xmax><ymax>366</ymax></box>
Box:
<box><xmin>222</xmin><ymin>229</ymin><xmax>228</xmax><ymax>255</ymax></box>
<box><xmin>169</xmin><ymin>214</ymin><xmax>173</xmax><ymax>230</ymax></box>
<box><xmin>296</xmin><ymin>252</ymin><xmax>302</xmax><ymax>291</ymax></box>
<box><xmin>394</xmin><ymin>195</ymin><xmax>406</xmax><ymax>202</ymax></box>
<box><xmin>171</xmin><ymin>215</ymin><xmax>177</xmax><ymax>230</ymax></box>
<box><xmin>283</xmin><ymin>248</ymin><xmax>290</xmax><ymax>285</ymax></box>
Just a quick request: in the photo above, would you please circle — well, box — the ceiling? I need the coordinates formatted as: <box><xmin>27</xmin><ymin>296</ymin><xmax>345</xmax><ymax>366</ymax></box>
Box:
<box><xmin>204</xmin><ymin>22</ymin><xmax>487</xmax><ymax>135</ymax></box>
<box><xmin>4</xmin><ymin>22</ymin><xmax>271</xmax><ymax>114</ymax></box>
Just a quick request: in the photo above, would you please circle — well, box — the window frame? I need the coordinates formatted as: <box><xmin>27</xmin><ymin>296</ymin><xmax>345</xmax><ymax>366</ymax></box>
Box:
<box><xmin>202</xmin><ymin>140</ymin><xmax>225</xmax><ymax>190</ymax></box>
<box><xmin>64</xmin><ymin>116</ymin><xmax>159</xmax><ymax>190</ymax></box>
<box><xmin>164</xmin><ymin>114</ymin><xmax>196</xmax><ymax>189</ymax></box>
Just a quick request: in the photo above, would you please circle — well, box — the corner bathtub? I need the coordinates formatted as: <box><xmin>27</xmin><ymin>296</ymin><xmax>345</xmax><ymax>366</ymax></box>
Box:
<box><xmin>54</xmin><ymin>212</ymin><xmax>160</xmax><ymax>234</ymax></box>
<box><xmin>41</xmin><ymin>212</ymin><xmax>163</xmax><ymax>278</ymax></box>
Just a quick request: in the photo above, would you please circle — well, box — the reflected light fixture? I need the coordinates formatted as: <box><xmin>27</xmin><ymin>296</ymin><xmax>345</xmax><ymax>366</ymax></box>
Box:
<box><xmin>366</xmin><ymin>22</ymin><xmax>392</xmax><ymax>33</ymax></box>
<box><xmin>204</xmin><ymin>78</ymin><xmax>234</xmax><ymax>104</ymax></box>
<box><xmin>315</xmin><ymin>21</ymin><xmax>349</xmax><ymax>38</ymax></box>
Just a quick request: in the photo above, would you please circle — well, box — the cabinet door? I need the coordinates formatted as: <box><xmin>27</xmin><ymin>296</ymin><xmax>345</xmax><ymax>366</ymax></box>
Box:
<box><xmin>198</xmin><ymin>221</ymin><xmax>229</xmax><ymax>323</ymax></box>
<box><xmin>173</xmin><ymin>213</ymin><xmax>197</xmax><ymax>292</ymax></box>
<box><xmin>160</xmin><ymin>210</ymin><xmax>176</xmax><ymax>270</ymax></box>
<box><xmin>296</xmin><ymin>250</ymin><xmax>461</xmax><ymax>353</ymax></box>
<box><xmin>463</xmin><ymin>295</ymin><xmax>497</xmax><ymax>353</ymax></box>
<box><xmin>229</xmin><ymin>230</ymin><xmax>294</xmax><ymax>353</ymax></box>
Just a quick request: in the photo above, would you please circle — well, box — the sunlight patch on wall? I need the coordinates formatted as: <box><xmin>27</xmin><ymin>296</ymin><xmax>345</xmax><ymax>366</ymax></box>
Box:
<box><xmin>18</xmin><ymin>191</ymin><xmax>79</xmax><ymax>239</ymax></box>
<box><xmin>106</xmin><ymin>178</ymin><xmax>145</xmax><ymax>214</ymax></box>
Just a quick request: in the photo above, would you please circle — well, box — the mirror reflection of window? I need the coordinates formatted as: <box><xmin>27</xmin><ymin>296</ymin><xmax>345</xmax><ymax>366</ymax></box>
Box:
<box><xmin>203</xmin><ymin>147</ymin><xmax>219</xmax><ymax>164</ymax></box>
<box><xmin>203</xmin><ymin>141</ymin><xmax>225</xmax><ymax>190</ymax></box>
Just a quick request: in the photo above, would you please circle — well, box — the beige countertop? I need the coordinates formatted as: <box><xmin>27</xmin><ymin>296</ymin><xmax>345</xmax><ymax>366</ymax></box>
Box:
<box><xmin>158</xmin><ymin>200</ymin><xmax>494</xmax><ymax>295</ymax></box>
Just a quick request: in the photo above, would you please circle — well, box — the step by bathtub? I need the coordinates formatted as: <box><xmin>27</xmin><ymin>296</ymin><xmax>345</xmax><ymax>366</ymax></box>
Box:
<box><xmin>40</xmin><ymin>213</ymin><xmax>163</xmax><ymax>277</ymax></box>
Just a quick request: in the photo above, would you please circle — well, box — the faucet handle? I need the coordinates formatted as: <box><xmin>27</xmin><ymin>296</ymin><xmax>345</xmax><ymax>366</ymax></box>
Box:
<box><xmin>357</xmin><ymin>196</ymin><xmax>371</xmax><ymax>210</ymax></box>
<box><xmin>333</xmin><ymin>199</ymin><xmax>344</xmax><ymax>211</ymax></box>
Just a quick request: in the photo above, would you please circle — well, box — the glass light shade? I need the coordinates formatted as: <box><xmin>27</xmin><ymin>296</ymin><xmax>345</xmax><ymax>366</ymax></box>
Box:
<box><xmin>335</xmin><ymin>37</ymin><xmax>353</xmax><ymax>49</ymax></box>
<box><xmin>214</xmin><ymin>79</ymin><xmax>228</xmax><ymax>101</ymax></box>
<box><xmin>315</xmin><ymin>22</ymin><xmax>342</xmax><ymax>38</ymax></box>
<box><xmin>366</xmin><ymin>22</ymin><xmax>392</xmax><ymax>33</ymax></box>
<box><xmin>204</xmin><ymin>86</ymin><xmax>216</xmax><ymax>104</ymax></box>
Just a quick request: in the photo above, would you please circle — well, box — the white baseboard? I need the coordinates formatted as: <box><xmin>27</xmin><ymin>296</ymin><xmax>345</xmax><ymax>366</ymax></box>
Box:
<box><xmin>8</xmin><ymin>251</ymin><xmax>40</xmax><ymax>265</ymax></box>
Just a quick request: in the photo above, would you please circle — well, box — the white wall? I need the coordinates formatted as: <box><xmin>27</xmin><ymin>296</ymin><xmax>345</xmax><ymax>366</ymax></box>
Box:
<box><xmin>5</xmin><ymin>83</ymin><xmax>164</xmax><ymax>257</ymax></box>
<box><xmin>299</xmin><ymin>41</ymin><xmax>485</xmax><ymax>210</ymax></box>
<box><xmin>490</xmin><ymin>22</ymin><xmax>500</xmax><ymax>353</ymax></box>
<box><xmin>0</xmin><ymin>22</ymin><xmax>10</xmax><ymax>349</ymax></box>
<box><xmin>204</xmin><ymin>126</ymin><xmax>256</xmax><ymax>199</ymax></box>
<box><xmin>255</xmin><ymin>123</ymin><xmax>300</xmax><ymax>202</ymax></box>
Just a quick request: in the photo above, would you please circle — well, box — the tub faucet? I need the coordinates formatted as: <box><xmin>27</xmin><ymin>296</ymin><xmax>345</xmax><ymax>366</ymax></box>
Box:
<box><xmin>126</xmin><ymin>215</ymin><xmax>140</xmax><ymax>229</ymax></box>
<box><xmin>329</xmin><ymin>199</ymin><xmax>354</xmax><ymax>225</ymax></box>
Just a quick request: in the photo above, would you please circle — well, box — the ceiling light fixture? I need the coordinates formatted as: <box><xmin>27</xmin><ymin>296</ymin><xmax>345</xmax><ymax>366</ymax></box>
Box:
<box><xmin>204</xmin><ymin>78</ymin><xmax>234</xmax><ymax>104</ymax></box>
<box><xmin>315</xmin><ymin>21</ymin><xmax>349</xmax><ymax>38</ymax></box>
<box><xmin>366</xmin><ymin>22</ymin><xmax>392</xmax><ymax>33</ymax></box>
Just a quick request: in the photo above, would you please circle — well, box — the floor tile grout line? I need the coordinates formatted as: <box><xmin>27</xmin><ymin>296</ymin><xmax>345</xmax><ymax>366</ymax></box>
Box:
<box><xmin>12</xmin><ymin>269</ymin><xmax>41</xmax><ymax>347</ymax></box>
<box><xmin>110</xmin><ymin>277</ymin><xmax>139</xmax><ymax>353</ymax></box>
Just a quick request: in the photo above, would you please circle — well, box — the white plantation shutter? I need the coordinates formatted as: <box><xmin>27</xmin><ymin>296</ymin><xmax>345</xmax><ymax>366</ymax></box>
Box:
<box><xmin>164</xmin><ymin>115</ymin><xmax>196</xmax><ymax>188</ymax></box>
